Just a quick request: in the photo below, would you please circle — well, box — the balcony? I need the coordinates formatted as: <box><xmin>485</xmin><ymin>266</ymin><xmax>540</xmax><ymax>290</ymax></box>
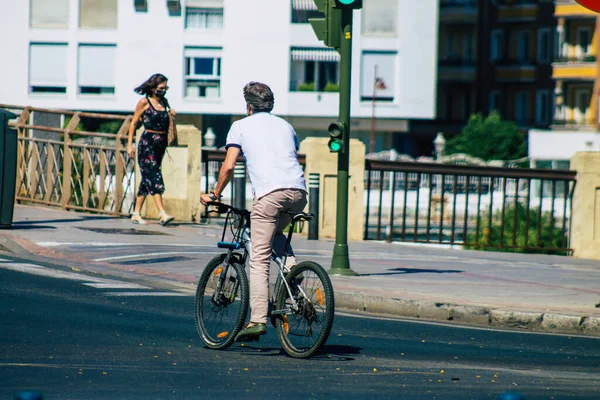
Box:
<box><xmin>551</xmin><ymin>119</ymin><xmax>596</xmax><ymax>130</ymax></box>
<box><xmin>497</xmin><ymin>0</ymin><xmax>538</xmax><ymax>22</ymax></box>
<box><xmin>438</xmin><ymin>58</ymin><xmax>476</xmax><ymax>81</ymax></box>
<box><xmin>439</xmin><ymin>0</ymin><xmax>477</xmax><ymax>24</ymax></box>
<box><xmin>494</xmin><ymin>58</ymin><xmax>536</xmax><ymax>82</ymax></box>
<box><xmin>553</xmin><ymin>54</ymin><xmax>596</xmax><ymax>80</ymax></box>
<box><xmin>555</xmin><ymin>0</ymin><xmax>598</xmax><ymax>17</ymax></box>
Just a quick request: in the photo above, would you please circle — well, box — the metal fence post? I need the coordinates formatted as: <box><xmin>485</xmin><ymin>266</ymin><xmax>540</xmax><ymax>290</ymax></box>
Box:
<box><xmin>308</xmin><ymin>173</ymin><xmax>320</xmax><ymax>240</ymax></box>
<box><xmin>233</xmin><ymin>162</ymin><xmax>246</xmax><ymax>210</ymax></box>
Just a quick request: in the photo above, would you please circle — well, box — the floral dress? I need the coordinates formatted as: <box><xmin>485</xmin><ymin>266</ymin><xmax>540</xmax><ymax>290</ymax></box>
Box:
<box><xmin>137</xmin><ymin>97</ymin><xmax>170</xmax><ymax>196</ymax></box>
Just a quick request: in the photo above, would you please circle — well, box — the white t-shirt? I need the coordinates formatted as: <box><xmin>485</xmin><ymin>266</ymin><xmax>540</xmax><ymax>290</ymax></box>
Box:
<box><xmin>225</xmin><ymin>112</ymin><xmax>306</xmax><ymax>199</ymax></box>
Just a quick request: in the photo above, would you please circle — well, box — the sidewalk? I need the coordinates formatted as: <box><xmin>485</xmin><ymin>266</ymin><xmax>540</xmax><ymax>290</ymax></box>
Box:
<box><xmin>2</xmin><ymin>204</ymin><xmax>600</xmax><ymax>337</ymax></box>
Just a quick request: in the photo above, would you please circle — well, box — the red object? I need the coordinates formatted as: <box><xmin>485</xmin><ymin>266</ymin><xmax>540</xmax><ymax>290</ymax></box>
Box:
<box><xmin>575</xmin><ymin>0</ymin><xmax>600</xmax><ymax>13</ymax></box>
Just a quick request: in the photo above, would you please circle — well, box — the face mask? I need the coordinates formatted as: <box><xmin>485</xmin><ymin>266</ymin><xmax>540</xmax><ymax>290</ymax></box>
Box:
<box><xmin>155</xmin><ymin>89</ymin><xmax>166</xmax><ymax>97</ymax></box>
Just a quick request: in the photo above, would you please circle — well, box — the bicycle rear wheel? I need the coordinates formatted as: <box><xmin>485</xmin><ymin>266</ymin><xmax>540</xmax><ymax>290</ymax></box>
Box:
<box><xmin>195</xmin><ymin>254</ymin><xmax>249</xmax><ymax>350</ymax></box>
<box><xmin>274</xmin><ymin>261</ymin><xmax>335</xmax><ymax>358</ymax></box>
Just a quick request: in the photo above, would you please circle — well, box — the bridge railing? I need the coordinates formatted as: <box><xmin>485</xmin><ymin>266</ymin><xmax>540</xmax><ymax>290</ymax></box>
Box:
<box><xmin>2</xmin><ymin>105</ymin><xmax>136</xmax><ymax>216</ymax></box>
<box><xmin>364</xmin><ymin>159</ymin><xmax>576</xmax><ymax>254</ymax></box>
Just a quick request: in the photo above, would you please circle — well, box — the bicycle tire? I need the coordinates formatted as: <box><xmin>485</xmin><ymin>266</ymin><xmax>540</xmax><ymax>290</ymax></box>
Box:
<box><xmin>274</xmin><ymin>261</ymin><xmax>335</xmax><ymax>359</ymax></box>
<box><xmin>195</xmin><ymin>254</ymin><xmax>249</xmax><ymax>350</ymax></box>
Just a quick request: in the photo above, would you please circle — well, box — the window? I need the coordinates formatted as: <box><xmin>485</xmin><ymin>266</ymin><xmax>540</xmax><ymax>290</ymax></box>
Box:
<box><xmin>445</xmin><ymin>32</ymin><xmax>456</xmax><ymax>60</ymax></box>
<box><xmin>535</xmin><ymin>90</ymin><xmax>551</xmax><ymax>125</ymax></box>
<box><xmin>490</xmin><ymin>29</ymin><xmax>504</xmax><ymax>61</ymax></box>
<box><xmin>514</xmin><ymin>91</ymin><xmax>529</xmax><ymax>124</ymax></box>
<box><xmin>360</xmin><ymin>52</ymin><xmax>396</xmax><ymax>102</ymax></box>
<box><xmin>29</xmin><ymin>43</ymin><xmax>68</xmax><ymax>94</ymax></box>
<box><xmin>79</xmin><ymin>0</ymin><xmax>117</xmax><ymax>28</ymax></box>
<box><xmin>462</xmin><ymin>92</ymin><xmax>472</xmax><ymax>120</ymax></box>
<box><xmin>290</xmin><ymin>48</ymin><xmax>340</xmax><ymax>92</ymax></box>
<box><xmin>30</xmin><ymin>0</ymin><xmax>69</xmax><ymax>28</ymax></box>
<box><xmin>445</xmin><ymin>92</ymin><xmax>454</xmax><ymax>120</ymax></box>
<box><xmin>517</xmin><ymin>30</ymin><xmax>531</xmax><ymax>62</ymax></box>
<box><xmin>576</xmin><ymin>26</ymin><xmax>592</xmax><ymax>58</ymax></box>
<box><xmin>78</xmin><ymin>45</ymin><xmax>116</xmax><ymax>95</ymax></box>
<box><xmin>291</xmin><ymin>0</ymin><xmax>322</xmax><ymax>23</ymax></box>
<box><xmin>463</xmin><ymin>32</ymin><xmax>474</xmax><ymax>62</ymax></box>
<box><xmin>537</xmin><ymin>28</ymin><xmax>551</xmax><ymax>64</ymax></box>
<box><xmin>184</xmin><ymin>47</ymin><xmax>222</xmax><ymax>99</ymax></box>
<box><xmin>362</xmin><ymin>0</ymin><xmax>398</xmax><ymax>36</ymax></box>
<box><xmin>574</xmin><ymin>88</ymin><xmax>591</xmax><ymax>124</ymax></box>
<box><xmin>185</xmin><ymin>0</ymin><xmax>224</xmax><ymax>29</ymax></box>
<box><xmin>489</xmin><ymin>91</ymin><xmax>501</xmax><ymax>115</ymax></box>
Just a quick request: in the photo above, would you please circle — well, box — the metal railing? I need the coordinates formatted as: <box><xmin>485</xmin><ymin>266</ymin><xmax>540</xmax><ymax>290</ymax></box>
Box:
<box><xmin>554</xmin><ymin>55</ymin><xmax>596</xmax><ymax>63</ymax></box>
<box><xmin>2</xmin><ymin>105</ymin><xmax>136</xmax><ymax>216</ymax></box>
<box><xmin>364</xmin><ymin>160</ymin><xmax>577</xmax><ymax>254</ymax></box>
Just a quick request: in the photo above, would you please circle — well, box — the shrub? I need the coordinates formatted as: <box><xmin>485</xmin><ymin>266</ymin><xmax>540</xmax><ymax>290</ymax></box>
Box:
<box><xmin>324</xmin><ymin>82</ymin><xmax>339</xmax><ymax>92</ymax></box>
<box><xmin>465</xmin><ymin>203</ymin><xmax>568</xmax><ymax>255</ymax></box>
<box><xmin>296</xmin><ymin>82</ymin><xmax>316</xmax><ymax>92</ymax></box>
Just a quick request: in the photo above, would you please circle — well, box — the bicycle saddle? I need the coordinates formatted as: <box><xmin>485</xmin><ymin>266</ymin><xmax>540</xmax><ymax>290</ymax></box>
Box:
<box><xmin>287</xmin><ymin>211</ymin><xmax>314</xmax><ymax>222</ymax></box>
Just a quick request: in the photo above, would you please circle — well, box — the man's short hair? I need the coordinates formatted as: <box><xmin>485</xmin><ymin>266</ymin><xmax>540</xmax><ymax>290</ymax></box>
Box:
<box><xmin>243</xmin><ymin>82</ymin><xmax>274</xmax><ymax>113</ymax></box>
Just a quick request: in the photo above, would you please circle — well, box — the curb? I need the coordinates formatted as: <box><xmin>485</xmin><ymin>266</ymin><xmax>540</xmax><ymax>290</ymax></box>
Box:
<box><xmin>334</xmin><ymin>291</ymin><xmax>600</xmax><ymax>337</ymax></box>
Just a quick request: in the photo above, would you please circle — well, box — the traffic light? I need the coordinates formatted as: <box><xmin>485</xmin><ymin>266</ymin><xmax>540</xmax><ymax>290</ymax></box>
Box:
<box><xmin>309</xmin><ymin>0</ymin><xmax>341</xmax><ymax>48</ymax></box>
<box><xmin>333</xmin><ymin>0</ymin><xmax>362</xmax><ymax>9</ymax></box>
<box><xmin>327</xmin><ymin>122</ymin><xmax>345</xmax><ymax>153</ymax></box>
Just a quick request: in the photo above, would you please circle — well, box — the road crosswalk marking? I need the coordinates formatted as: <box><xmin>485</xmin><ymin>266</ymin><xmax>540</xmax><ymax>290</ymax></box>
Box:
<box><xmin>83</xmin><ymin>282</ymin><xmax>151</xmax><ymax>290</ymax></box>
<box><xmin>103</xmin><ymin>292</ymin><xmax>189</xmax><ymax>297</ymax></box>
<box><xmin>0</xmin><ymin>259</ymin><xmax>182</xmax><ymax>296</ymax></box>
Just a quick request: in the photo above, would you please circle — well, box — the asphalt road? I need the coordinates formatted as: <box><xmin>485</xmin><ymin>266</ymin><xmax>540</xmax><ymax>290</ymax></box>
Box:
<box><xmin>1</xmin><ymin>257</ymin><xmax>599</xmax><ymax>400</ymax></box>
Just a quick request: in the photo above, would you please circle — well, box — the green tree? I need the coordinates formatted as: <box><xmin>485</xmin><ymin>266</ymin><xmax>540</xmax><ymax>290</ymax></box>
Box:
<box><xmin>445</xmin><ymin>112</ymin><xmax>527</xmax><ymax>161</ymax></box>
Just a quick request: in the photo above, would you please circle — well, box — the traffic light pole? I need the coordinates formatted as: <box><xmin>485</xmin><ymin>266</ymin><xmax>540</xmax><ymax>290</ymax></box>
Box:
<box><xmin>329</xmin><ymin>9</ymin><xmax>358</xmax><ymax>276</ymax></box>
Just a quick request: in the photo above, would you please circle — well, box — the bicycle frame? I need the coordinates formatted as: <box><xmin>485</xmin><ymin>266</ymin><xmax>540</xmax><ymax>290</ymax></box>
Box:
<box><xmin>208</xmin><ymin>202</ymin><xmax>305</xmax><ymax>315</ymax></box>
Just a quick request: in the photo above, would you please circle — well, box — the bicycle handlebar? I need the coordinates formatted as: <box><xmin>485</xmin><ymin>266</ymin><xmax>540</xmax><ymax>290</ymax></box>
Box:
<box><xmin>206</xmin><ymin>201</ymin><xmax>250</xmax><ymax>217</ymax></box>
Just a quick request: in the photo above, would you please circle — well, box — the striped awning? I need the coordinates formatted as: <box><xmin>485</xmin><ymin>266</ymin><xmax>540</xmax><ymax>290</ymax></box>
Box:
<box><xmin>291</xmin><ymin>47</ymin><xmax>340</xmax><ymax>62</ymax></box>
<box><xmin>292</xmin><ymin>0</ymin><xmax>318</xmax><ymax>11</ymax></box>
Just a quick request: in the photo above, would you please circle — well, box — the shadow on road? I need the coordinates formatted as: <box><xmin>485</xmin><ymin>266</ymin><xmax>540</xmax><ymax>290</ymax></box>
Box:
<box><xmin>314</xmin><ymin>344</ymin><xmax>362</xmax><ymax>361</ymax></box>
<box><xmin>12</xmin><ymin>216</ymin><xmax>117</xmax><ymax>226</ymax></box>
<box><xmin>222</xmin><ymin>344</ymin><xmax>361</xmax><ymax>361</ymax></box>
<box><xmin>6</xmin><ymin>224</ymin><xmax>56</xmax><ymax>230</ymax></box>
<box><xmin>360</xmin><ymin>267</ymin><xmax>462</xmax><ymax>277</ymax></box>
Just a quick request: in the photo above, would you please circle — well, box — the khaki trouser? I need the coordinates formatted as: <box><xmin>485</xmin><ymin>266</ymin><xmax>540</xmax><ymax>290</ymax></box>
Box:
<box><xmin>249</xmin><ymin>188</ymin><xmax>308</xmax><ymax>324</ymax></box>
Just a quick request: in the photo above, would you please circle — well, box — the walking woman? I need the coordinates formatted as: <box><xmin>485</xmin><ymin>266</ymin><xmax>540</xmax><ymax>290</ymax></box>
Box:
<box><xmin>127</xmin><ymin>73</ymin><xmax>175</xmax><ymax>226</ymax></box>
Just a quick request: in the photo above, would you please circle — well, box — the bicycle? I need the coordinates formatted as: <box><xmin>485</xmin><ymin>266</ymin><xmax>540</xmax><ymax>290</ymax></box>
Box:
<box><xmin>194</xmin><ymin>201</ymin><xmax>335</xmax><ymax>359</ymax></box>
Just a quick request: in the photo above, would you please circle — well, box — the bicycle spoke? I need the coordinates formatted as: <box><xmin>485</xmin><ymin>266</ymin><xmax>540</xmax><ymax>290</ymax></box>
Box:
<box><xmin>275</xmin><ymin>262</ymin><xmax>334</xmax><ymax>358</ymax></box>
<box><xmin>195</xmin><ymin>255</ymin><xmax>249</xmax><ymax>350</ymax></box>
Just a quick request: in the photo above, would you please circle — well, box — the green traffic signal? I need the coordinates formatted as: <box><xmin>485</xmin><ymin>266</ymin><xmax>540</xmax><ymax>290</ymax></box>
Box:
<box><xmin>327</xmin><ymin>122</ymin><xmax>345</xmax><ymax>153</ymax></box>
<box><xmin>328</xmin><ymin>139</ymin><xmax>343</xmax><ymax>152</ymax></box>
<box><xmin>309</xmin><ymin>0</ymin><xmax>341</xmax><ymax>49</ymax></box>
<box><xmin>334</xmin><ymin>0</ymin><xmax>362</xmax><ymax>9</ymax></box>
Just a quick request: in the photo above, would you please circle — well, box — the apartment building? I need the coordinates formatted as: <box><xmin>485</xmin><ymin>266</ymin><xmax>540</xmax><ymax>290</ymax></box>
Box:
<box><xmin>529</xmin><ymin>0</ymin><xmax>600</xmax><ymax>170</ymax></box>
<box><xmin>0</xmin><ymin>0</ymin><xmax>438</xmax><ymax>151</ymax></box>
<box><xmin>412</xmin><ymin>0</ymin><xmax>557</xmax><ymax>155</ymax></box>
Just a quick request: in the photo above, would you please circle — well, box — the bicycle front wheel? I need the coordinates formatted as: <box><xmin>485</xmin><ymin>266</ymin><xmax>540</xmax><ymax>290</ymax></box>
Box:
<box><xmin>195</xmin><ymin>254</ymin><xmax>249</xmax><ymax>350</ymax></box>
<box><xmin>274</xmin><ymin>261</ymin><xmax>335</xmax><ymax>358</ymax></box>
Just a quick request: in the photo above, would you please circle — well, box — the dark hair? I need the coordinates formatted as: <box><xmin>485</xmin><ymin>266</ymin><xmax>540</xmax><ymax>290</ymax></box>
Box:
<box><xmin>243</xmin><ymin>82</ymin><xmax>274</xmax><ymax>113</ymax></box>
<box><xmin>134</xmin><ymin>73</ymin><xmax>168</xmax><ymax>95</ymax></box>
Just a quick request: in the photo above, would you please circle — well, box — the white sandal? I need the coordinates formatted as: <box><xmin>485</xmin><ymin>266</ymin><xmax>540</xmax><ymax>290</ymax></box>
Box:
<box><xmin>131</xmin><ymin>212</ymin><xmax>147</xmax><ymax>225</ymax></box>
<box><xmin>158</xmin><ymin>210</ymin><xmax>174</xmax><ymax>226</ymax></box>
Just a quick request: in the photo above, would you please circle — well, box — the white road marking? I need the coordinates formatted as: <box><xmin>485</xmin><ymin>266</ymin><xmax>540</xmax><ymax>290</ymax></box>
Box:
<box><xmin>83</xmin><ymin>282</ymin><xmax>151</xmax><ymax>290</ymax></box>
<box><xmin>37</xmin><ymin>242</ymin><xmax>213</xmax><ymax>248</ymax></box>
<box><xmin>0</xmin><ymin>263</ymin><xmax>107</xmax><ymax>282</ymax></box>
<box><xmin>0</xmin><ymin>261</ymin><xmax>185</xmax><ymax>296</ymax></box>
<box><xmin>93</xmin><ymin>250</ymin><xmax>221</xmax><ymax>262</ymax></box>
<box><xmin>103</xmin><ymin>292</ymin><xmax>189</xmax><ymax>297</ymax></box>
<box><xmin>0</xmin><ymin>258</ymin><xmax>12</xmax><ymax>262</ymax></box>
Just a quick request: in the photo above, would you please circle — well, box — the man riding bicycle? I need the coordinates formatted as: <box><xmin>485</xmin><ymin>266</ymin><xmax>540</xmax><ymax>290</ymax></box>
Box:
<box><xmin>200</xmin><ymin>82</ymin><xmax>307</xmax><ymax>342</ymax></box>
